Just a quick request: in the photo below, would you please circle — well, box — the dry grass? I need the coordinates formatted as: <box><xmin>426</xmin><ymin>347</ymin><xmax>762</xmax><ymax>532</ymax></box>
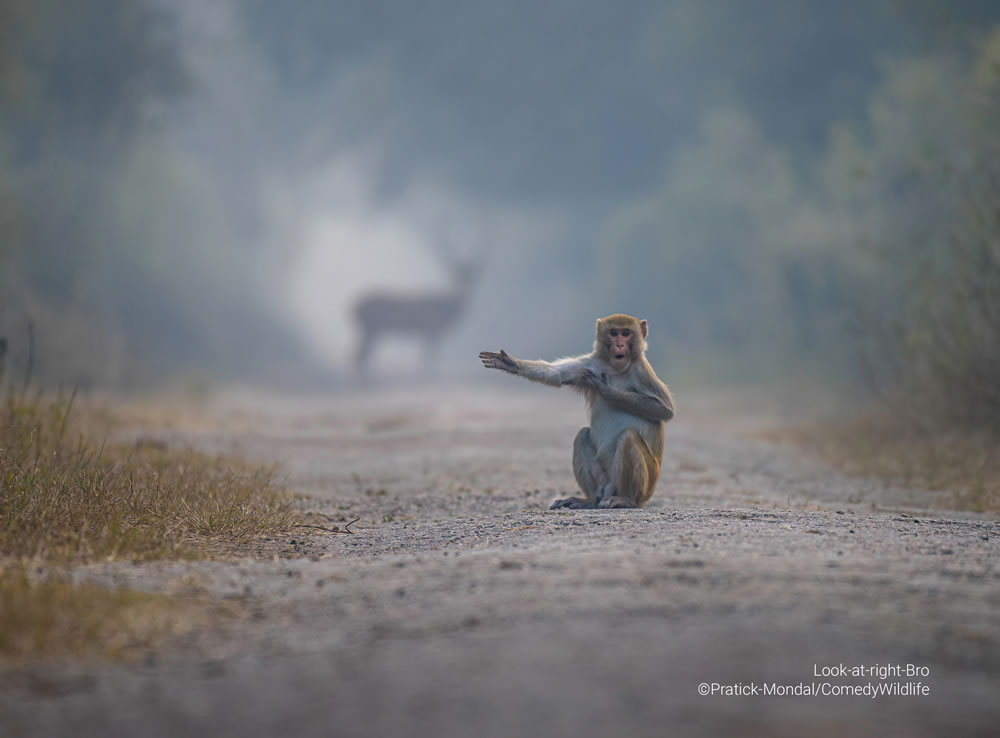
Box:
<box><xmin>0</xmin><ymin>388</ymin><xmax>298</xmax><ymax>665</ymax></box>
<box><xmin>0</xmin><ymin>566</ymin><xmax>240</xmax><ymax>665</ymax></box>
<box><xmin>0</xmin><ymin>389</ymin><xmax>298</xmax><ymax>562</ymax></box>
<box><xmin>764</xmin><ymin>419</ymin><xmax>1000</xmax><ymax>513</ymax></box>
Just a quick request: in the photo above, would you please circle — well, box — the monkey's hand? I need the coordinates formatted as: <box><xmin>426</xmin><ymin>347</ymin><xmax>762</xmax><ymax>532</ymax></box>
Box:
<box><xmin>578</xmin><ymin>371</ymin><xmax>611</xmax><ymax>395</ymax></box>
<box><xmin>479</xmin><ymin>350</ymin><xmax>519</xmax><ymax>374</ymax></box>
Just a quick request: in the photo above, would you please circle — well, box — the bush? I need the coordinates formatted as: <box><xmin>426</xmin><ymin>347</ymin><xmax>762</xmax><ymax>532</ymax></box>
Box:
<box><xmin>859</xmin><ymin>168</ymin><xmax>1000</xmax><ymax>436</ymax></box>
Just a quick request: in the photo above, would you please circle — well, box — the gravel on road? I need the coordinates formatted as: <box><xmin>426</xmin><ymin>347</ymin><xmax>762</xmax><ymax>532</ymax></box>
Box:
<box><xmin>2</xmin><ymin>384</ymin><xmax>997</xmax><ymax>738</ymax></box>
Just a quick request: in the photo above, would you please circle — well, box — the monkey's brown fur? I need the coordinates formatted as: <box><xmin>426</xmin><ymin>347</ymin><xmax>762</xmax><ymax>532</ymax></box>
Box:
<box><xmin>480</xmin><ymin>314</ymin><xmax>674</xmax><ymax>509</ymax></box>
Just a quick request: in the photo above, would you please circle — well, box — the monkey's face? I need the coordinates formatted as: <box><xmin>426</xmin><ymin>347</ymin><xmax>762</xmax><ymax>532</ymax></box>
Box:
<box><xmin>601</xmin><ymin>322</ymin><xmax>640</xmax><ymax>373</ymax></box>
<box><xmin>596</xmin><ymin>314</ymin><xmax>648</xmax><ymax>373</ymax></box>
<box><xmin>608</xmin><ymin>326</ymin><xmax>634</xmax><ymax>369</ymax></box>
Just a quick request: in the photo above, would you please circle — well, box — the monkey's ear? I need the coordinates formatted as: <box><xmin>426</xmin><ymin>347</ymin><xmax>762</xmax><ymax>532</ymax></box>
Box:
<box><xmin>595</xmin><ymin>318</ymin><xmax>604</xmax><ymax>336</ymax></box>
<box><xmin>639</xmin><ymin>320</ymin><xmax>648</xmax><ymax>339</ymax></box>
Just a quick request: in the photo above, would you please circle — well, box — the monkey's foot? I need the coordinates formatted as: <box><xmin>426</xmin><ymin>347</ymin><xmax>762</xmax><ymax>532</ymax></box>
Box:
<box><xmin>597</xmin><ymin>495</ymin><xmax>639</xmax><ymax>509</ymax></box>
<box><xmin>550</xmin><ymin>497</ymin><xmax>596</xmax><ymax>510</ymax></box>
<box><xmin>596</xmin><ymin>482</ymin><xmax>616</xmax><ymax>504</ymax></box>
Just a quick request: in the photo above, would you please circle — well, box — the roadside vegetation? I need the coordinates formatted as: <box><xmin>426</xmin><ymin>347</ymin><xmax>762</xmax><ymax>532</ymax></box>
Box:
<box><xmin>755</xmin><ymin>31</ymin><xmax>999</xmax><ymax>509</ymax></box>
<box><xmin>829</xmin><ymin>166</ymin><xmax>1000</xmax><ymax>514</ymax></box>
<box><xmin>0</xmin><ymin>374</ymin><xmax>300</xmax><ymax>664</ymax></box>
<box><xmin>767</xmin><ymin>421</ymin><xmax>999</xmax><ymax>513</ymax></box>
<box><xmin>0</xmin><ymin>568</ymin><xmax>240</xmax><ymax>666</ymax></box>
<box><xmin>1</xmin><ymin>388</ymin><xmax>297</xmax><ymax>562</ymax></box>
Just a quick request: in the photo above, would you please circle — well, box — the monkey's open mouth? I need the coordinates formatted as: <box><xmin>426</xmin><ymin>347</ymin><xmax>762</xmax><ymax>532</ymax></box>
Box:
<box><xmin>614</xmin><ymin>353</ymin><xmax>626</xmax><ymax>360</ymax></box>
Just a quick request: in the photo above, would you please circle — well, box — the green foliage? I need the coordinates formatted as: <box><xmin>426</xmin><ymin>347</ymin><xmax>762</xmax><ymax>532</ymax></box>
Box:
<box><xmin>0</xmin><ymin>0</ymin><xmax>312</xmax><ymax>385</ymax></box>
<box><xmin>2</xmin><ymin>0</ymin><xmax>999</xmax><ymax>402</ymax></box>
<box><xmin>597</xmin><ymin>110</ymin><xmax>858</xmax><ymax>382</ymax></box>
<box><xmin>0</xmin><ymin>0</ymin><xmax>186</xmax><ymax>144</ymax></box>
<box><xmin>597</xmin><ymin>22</ymin><xmax>1000</xmax><ymax>421</ymax></box>
<box><xmin>1</xmin><ymin>0</ymin><xmax>187</xmax><ymax>384</ymax></box>
<box><xmin>827</xmin><ymin>30</ymin><xmax>1000</xmax><ymax>433</ymax></box>
<box><xmin>240</xmin><ymin>0</ymin><xmax>892</xmax><ymax>201</ymax></box>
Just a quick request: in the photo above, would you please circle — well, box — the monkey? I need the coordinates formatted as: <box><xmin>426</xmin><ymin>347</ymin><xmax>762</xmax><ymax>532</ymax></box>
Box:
<box><xmin>480</xmin><ymin>314</ymin><xmax>674</xmax><ymax>509</ymax></box>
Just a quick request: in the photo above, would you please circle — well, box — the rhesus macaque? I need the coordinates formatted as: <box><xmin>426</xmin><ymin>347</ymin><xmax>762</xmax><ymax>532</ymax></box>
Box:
<box><xmin>480</xmin><ymin>314</ymin><xmax>674</xmax><ymax>509</ymax></box>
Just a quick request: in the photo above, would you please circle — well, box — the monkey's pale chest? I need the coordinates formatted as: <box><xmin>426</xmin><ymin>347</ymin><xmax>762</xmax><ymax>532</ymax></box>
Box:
<box><xmin>589</xmin><ymin>394</ymin><xmax>658</xmax><ymax>458</ymax></box>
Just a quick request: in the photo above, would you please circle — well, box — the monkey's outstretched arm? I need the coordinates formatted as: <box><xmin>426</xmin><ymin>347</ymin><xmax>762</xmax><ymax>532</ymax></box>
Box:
<box><xmin>479</xmin><ymin>351</ymin><xmax>592</xmax><ymax>387</ymax></box>
<box><xmin>581</xmin><ymin>373</ymin><xmax>674</xmax><ymax>423</ymax></box>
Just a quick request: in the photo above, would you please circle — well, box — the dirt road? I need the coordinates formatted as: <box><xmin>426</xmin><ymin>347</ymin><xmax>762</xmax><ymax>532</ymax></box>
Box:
<box><xmin>3</xmin><ymin>384</ymin><xmax>998</xmax><ymax>737</ymax></box>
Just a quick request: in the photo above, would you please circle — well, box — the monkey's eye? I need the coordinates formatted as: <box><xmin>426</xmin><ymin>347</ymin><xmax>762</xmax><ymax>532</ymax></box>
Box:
<box><xmin>609</xmin><ymin>329</ymin><xmax>618</xmax><ymax>337</ymax></box>
<box><xmin>622</xmin><ymin>330</ymin><xmax>631</xmax><ymax>337</ymax></box>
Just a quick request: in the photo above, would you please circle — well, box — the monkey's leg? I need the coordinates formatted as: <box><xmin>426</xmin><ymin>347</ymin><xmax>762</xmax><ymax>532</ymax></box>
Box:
<box><xmin>599</xmin><ymin>429</ymin><xmax>660</xmax><ymax>509</ymax></box>
<box><xmin>551</xmin><ymin>428</ymin><xmax>603</xmax><ymax>509</ymax></box>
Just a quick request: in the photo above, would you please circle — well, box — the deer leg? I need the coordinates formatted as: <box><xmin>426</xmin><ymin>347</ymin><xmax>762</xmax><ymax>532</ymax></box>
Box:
<box><xmin>356</xmin><ymin>332</ymin><xmax>375</xmax><ymax>373</ymax></box>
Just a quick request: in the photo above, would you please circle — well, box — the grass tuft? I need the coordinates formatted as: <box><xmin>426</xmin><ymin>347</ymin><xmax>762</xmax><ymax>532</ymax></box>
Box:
<box><xmin>764</xmin><ymin>418</ymin><xmax>1000</xmax><ymax>513</ymax></box>
<box><xmin>1</xmin><ymin>390</ymin><xmax>297</xmax><ymax>562</ymax></box>
<box><xmin>0</xmin><ymin>567</ymin><xmax>238</xmax><ymax>664</ymax></box>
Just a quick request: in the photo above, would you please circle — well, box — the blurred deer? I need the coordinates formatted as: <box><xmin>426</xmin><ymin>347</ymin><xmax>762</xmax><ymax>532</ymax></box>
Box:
<box><xmin>353</xmin><ymin>249</ymin><xmax>484</xmax><ymax>375</ymax></box>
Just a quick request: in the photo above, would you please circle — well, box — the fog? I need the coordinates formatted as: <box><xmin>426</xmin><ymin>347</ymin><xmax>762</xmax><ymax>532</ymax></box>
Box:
<box><xmin>2</xmin><ymin>0</ymin><xmax>998</xmax><ymax>400</ymax></box>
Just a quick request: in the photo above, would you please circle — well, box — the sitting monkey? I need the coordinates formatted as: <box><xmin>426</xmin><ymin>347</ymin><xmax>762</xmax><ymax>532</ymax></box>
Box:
<box><xmin>480</xmin><ymin>314</ymin><xmax>674</xmax><ymax>509</ymax></box>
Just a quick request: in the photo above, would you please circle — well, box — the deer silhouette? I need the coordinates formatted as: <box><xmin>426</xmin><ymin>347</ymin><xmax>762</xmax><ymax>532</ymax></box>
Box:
<box><xmin>352</xmin><ymin>253</ymin><xmax>483</xmax><ymax>375</ymax></box>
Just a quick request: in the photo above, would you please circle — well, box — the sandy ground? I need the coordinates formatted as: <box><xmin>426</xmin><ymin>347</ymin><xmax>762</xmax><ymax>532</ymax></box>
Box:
<box><xmin>2</xmin><ymin>383</ymin><xmax>998</xmax><ymax>738</ymax></box>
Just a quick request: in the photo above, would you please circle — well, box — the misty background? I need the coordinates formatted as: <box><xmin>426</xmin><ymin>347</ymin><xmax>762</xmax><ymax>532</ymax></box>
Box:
<box><xmin>2</xmin><ymin>0</ymin><xmax>998</xmax><ymax>430</ymax></box>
